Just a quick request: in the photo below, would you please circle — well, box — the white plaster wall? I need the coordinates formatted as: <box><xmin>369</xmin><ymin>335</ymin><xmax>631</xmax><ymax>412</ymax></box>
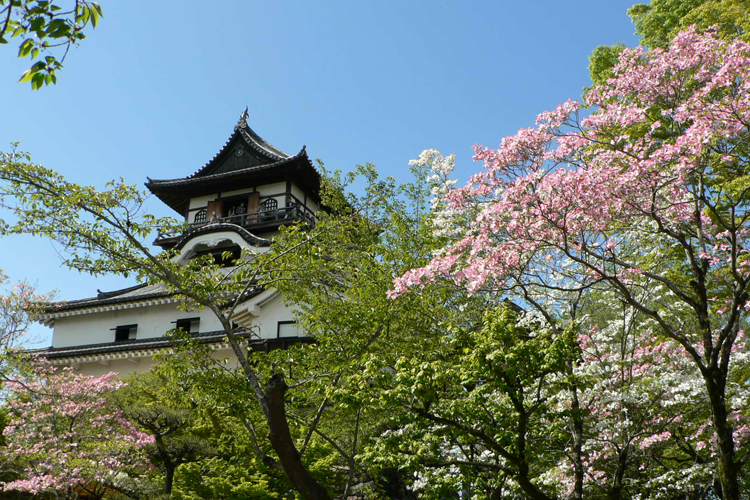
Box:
<box><xmin>309</xmin><ymin>198</ymin><xmax>319</xmax><ymax>213</ymax></box>
<box><xmin>188</xmin><ymin>194</ymin><xmax>217</xmax><ymax>211</ymax></box>
<box><xmin>221</xmin><ymin>187</ymin><xmax>256</xmax><ymax>198</ymax></box>
<box><xmin>290</xmin><ymin>183</ymin><xmax>305</xmax><ymax>204</ymax></box>
<box><xmin>187</xmin><ymin>184</ymin><xmax>288</xmax><ymax>216</ymax></box>
<box><xmin>257</xmin><ymin>182</ymin><xmax>286</xmax><ymax>197</ymax></box>
<box><xmin>290</xmin><ymin>183</ymin><xmax>319</xmax><ymax>213</ymax></box>
<box><xmin>52</xmin><ymin>303</ymin><xmax>224</xmax><ymax>348</ymax></box>
<box><xmin>252</xmin><ymin>293</ymin><xmax>302</xmax><ymax>339</ymax></box>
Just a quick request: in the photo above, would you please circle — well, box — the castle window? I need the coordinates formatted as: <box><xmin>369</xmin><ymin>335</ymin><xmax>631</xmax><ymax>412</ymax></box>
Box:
<box><xmin>173</xmin><ymin>317</ymin><xmax>200</xmax><ymax>333</ymax></box>
<box><xmin>194</xmin><ymin>209</ymin><xmax>207</xmax><ymax>224</ymax></box>
<box><xmin>277</xmin><ymin>321</ymin><xmax>300</xmax><ymax>338</ymax></box>
<box><xmin>260</xmin><ymin>198</ymin><xmax>279</xmax><ymax>222</ymax></box>
<box><xmin>260</xmin><ymin>198</ymin><xmax>278</xmax><ymax>212</ymax></box>
<box><xmin>112</xmin><ymin>324</ymin><xmax>137</xmax><ymax>342</ymax></box>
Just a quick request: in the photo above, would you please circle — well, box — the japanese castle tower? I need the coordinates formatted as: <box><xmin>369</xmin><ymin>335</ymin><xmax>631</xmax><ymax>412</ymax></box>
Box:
<box><xmin>33</xmin><ymin>110</ymin><xmax>320</xmax><ymax>376</ymax></box>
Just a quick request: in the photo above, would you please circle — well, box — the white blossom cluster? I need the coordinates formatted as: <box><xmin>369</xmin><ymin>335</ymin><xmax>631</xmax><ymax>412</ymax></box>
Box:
<box><xmin>409</xmin><ymin>149</ymin><xmax>462</xmax><ymax>239</ymax></box>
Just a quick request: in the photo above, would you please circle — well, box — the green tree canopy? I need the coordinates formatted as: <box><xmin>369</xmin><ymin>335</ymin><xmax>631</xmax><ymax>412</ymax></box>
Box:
<box><xmin>0</xmin><ymin>1</ymin><xmax>102</xmax><ymax>89</ymax></box>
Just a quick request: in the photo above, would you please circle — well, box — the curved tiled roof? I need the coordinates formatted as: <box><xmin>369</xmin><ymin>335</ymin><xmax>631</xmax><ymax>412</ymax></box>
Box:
<box><xmin>40</xmin><ymin>282</ymin><xmax>171</xmax><ymax>313</ymax></box>
<box><xmin>144</xmin><ymin>109</ymin><xmax>321</xmax><ymax>216</ymax></box>
<box><xmin>188</xmin><ymin>108</ymin><xmax>289</xmax><ymax>179</ymax></box>
<box><xmin>27</xmin><ymin>332</ymin><xmax>314</xmax><ymax>362</ymax></box>
<box><xmin>27</xmin><ymin>330</ymin><xmax>255</xmax><ymax>359</ymax></box>
<box><xmin>145</xmin><ymin>148</ymin><xmax>310</xmax><ymax>189</ymax></box>
<box><xmin>172</xmin><ymin>223</ymin><xmax>271</xmax><ymax>250</ymax></box>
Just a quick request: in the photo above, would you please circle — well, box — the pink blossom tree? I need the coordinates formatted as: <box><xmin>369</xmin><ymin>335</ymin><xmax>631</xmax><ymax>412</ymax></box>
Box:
<box><xmin>394</xmin><ymin>27</ymin><xmax>750</xmax><ymax>499</ymax></box>
<box><xmin>0</xmin><ymin>270</ymin><xmax>50</xmax><ymax>350</ymax></box>
<box><xmin>1</xmin><ymin>362</ymin><xmax>153</xmax><ymax>499</ymax></box>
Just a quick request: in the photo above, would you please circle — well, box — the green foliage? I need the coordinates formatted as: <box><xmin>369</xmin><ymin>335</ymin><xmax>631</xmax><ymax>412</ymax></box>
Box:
<box><xmin>149</xmin><ymin>343</ymin><xmax>347</xmax><ymax>498</ymax></box>
<box><xmin>114</xmin><ymin>365</ymin><xmax>309</xmax><ymax>499</ymax></box>
<box><xmin>628</xmin><ymin>0</ymin><xmax>707</xmax><ymax>49</ymax></box>
<box><xmin>0</xmin><ymin>1</ymin><xmax>102</xmax><ymax>89</ymax></box>
<box><xmin>173</xmin><ymin>459</ymin><xmax>280</xmax><ymax>500</ymax></box>
<box><xmin>587</xmin><ymin>0</ymin><xmax>750</xmax><ymax>87</ymax></box>
<box><xmin>587</xmin><ymin>43</ymin><xmax>626</xmax><ymax>87</ymax></box>
<box><xmin>114</xmin><ymin>370</ymin><xmax>215</xmax><ymax>495</ymax></box>
<box><xmin>356</xmin><ymin>306</ymin><xmax>580</xmax><ymax>499</ymax></box>
<box><xmin>262</xmin><ymin>163</ymin><xmax>576</xmax><ymax>497</ymax></box>
<box><xmin>630</xmin><ymin>0</ymin><xmax>750</xmax><ymax>49</ymax></box>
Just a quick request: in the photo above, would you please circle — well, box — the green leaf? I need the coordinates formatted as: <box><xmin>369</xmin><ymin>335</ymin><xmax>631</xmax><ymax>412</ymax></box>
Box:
<box><xmin>18</xmin><ymin>69</ymin><xmax>34</xmax><ymax>83</ymax></box>
<box><xmin>18</xmin><ymin>38</ymin><xmax>33</xmax><ymax>58</ymax></box>
<box><xmin>89</xmin><ymin>6</ymin><xmax>99</xmax><ymax>28</ymax></box>
<box><xmin>31</xmin><ymin>72</ymin><xmax>45</xmax><ymax>90</ymax></box>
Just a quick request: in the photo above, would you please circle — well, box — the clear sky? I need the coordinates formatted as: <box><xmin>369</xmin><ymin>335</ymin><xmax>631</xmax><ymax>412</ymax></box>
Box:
<box><xmin>0</xmin><ymin>0</ymin><xmax>641</xmax><ymax>344</ymax></box>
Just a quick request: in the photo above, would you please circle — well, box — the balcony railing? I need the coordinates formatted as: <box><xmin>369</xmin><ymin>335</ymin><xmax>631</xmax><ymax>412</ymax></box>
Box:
<box><xmin>191</xmin><ymin>205</ymin><xmax>315</xmax><ymax>230</ymax></box>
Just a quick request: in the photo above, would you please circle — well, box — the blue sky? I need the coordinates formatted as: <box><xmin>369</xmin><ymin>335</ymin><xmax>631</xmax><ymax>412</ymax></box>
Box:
<box><xmin>0</xmin><ymin>0</ymin><xmax>641</xmax><ymax>344</ymax></box>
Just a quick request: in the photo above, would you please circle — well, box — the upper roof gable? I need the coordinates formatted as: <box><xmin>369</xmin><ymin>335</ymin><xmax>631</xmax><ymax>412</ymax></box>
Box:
<box><xmin>190</xmin><ymin>108</ymin><xmax>290</xmax><ymax>178</ymax></box>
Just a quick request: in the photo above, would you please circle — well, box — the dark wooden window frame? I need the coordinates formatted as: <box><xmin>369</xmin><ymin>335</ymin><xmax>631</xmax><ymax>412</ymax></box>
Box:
<box><xmin>194</xmin><ymin>208</ymin><xmax>207</xmax><ymax>223</ymax></box>
<box><xmin>172</xmin><ymin>317</ymin><xmax>200</xmax><ymax>333</ymax></box>
<box><xmin>111</xmin><ymin>324</ymin><xmax>138</xmax><ymax>342</ymax></box>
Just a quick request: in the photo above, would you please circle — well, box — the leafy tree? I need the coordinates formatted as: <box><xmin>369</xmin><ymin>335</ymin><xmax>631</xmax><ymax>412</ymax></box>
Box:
<box><xmin>0</xmin><ymin>0</ymin><xmax>102</xmax><ymax>89</ymax></box>
<box><xmin>0</xmin><ymin>148</ymin><xmax>361</xmax><ymax>495</ymax></box>
<box><xmin>0</xmin><ymin>360</ymin><xmax>153</xmax><ymax>499</ymax></box>
<box><xmin>588</xmin><ymin>0</ymin><xmax>750</xmax><ymax>85</ymax></box>
<box><xmin>629</xmin><ymin>0</ymin><xmax>750</xmax><ymax>49</ymax></box>
<box><xmin>0</xmin><ymin>272</ymin><xmax>48</xmax><ymax>500</ymax></box>
<box><xmin>267</xmin><ymin>153</ymin><xmax>718</xmax><ymax>499</ymax></box>
<box><xmin>358</xmin><ymin>305</ymin><xmax>579</xmax><ymax>500</ymax></box>
<box><xmin>155</xmin><ymin>342</ymin><xmax>340</xmax><ymax>499</ymax></box>
<box><xmin>263</xmin><ymin>159</ymin><xmax>512</xmax><ymax>498</ymax></box>
<box><xmin>113</xmin><ymin>370</ymin><xmax>214</xmax><ymax>497</ymax></box>
<box><xmin>393</xmin><ymin>28</ymin><xmax>750</xmax><ymax>499</ymax></box>
<box><xmin>0</xmin><ymin>269</ymin><xmax>49</xmax><ymax>350</ymax></box>
<box><xmin>0</xmin><ymin>146</ymin><xmax>378</xmax><ymax>499</ymax></box>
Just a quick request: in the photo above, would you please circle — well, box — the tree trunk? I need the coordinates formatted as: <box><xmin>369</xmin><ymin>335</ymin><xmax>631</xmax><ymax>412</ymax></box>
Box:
<box><xmin>516</xmin><ymin>469</ymin><xmax>555</xmax><ymax>500</ymax></box>
<box><xmin>377</xmin><ymin>468</ymin><xmax>418</xmax><ymax>500</ymax></box>
<box><xmin>165</xmin><ymin>464</ymin><xmax>175</xmax><ymax>495</ymax></box>
<box><xmin>264</xmin><ymin>373</ymin><xmax>333</xmax><ymax>500</ymax></box>
<box><xmin>704</xmin><ymin>369</ymin><xmax>740</xmax><ymax>500</ymax></box>
<box><xmin>609</xmin><ymin>446</ymin><xmax>629</xmax><ymax>500</ymax></box>
<box><xmin>570</xmin><ymin>385</ymin><xmax>585</xmax><ymax>500</ymax></box>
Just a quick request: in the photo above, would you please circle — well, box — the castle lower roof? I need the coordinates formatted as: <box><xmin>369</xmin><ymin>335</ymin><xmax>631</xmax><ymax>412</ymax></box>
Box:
<box><xmin>27</xmin><ymin>330</ymin><xmax>252</xmax><ymax>359</ymax></box>
<box><xmin>26</xmin><ymin>331</ymin><xmax>314</xmax><ymax>365</ymax></box>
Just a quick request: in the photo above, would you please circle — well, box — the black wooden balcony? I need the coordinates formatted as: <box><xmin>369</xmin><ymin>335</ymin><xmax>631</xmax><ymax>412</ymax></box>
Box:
<box><xmin>192</xmin><ymin>204</ymin><xmax>315</xmax><ymax>231</ymax></box>
<box><xmin>154</xmin><ymin>205</ymin><xmax>315</xmax><ymax>249</ymax></box>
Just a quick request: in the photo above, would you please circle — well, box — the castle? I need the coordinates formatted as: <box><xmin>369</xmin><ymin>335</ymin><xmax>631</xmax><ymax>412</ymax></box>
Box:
<box><xmin>31</xmin><ymin>110</ymin><xmax>318</xmax><ymax>376</ymax></box>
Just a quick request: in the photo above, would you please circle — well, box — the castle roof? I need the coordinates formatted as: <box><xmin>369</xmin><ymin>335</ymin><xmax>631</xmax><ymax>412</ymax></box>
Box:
<box><xmin>145</xmin><ymin>109</ymin><xmax>320</xmax><ymax>214</ymax></box>
<box><xmin>27</xmin><ymin>331</ymin><xmax>314</xmax><ymax>365</ymax></box>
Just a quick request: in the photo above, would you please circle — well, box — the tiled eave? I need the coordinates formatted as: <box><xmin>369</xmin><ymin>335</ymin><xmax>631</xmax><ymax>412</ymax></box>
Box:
<box><xmin>144</xmin><ymin>150</ymin><xmax>321</xmax><ymax>215</ymax></box>
<box><xmin>27</xmin><ymin>331</ymin><xmax>253</xmax><ymax>365</ymax></box>
<box><xmin>172</xmin><ymin>223</ymin><xmax>271</xmax><ymax>250</ymax></box>
<box><xmin>37</xmin><ymin>296</ymin><xmax>179</xmax><ymax>327</ymax></box>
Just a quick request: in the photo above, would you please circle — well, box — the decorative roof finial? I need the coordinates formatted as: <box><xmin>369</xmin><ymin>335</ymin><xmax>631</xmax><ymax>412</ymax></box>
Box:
<box><xmin>235</xmin><ymin>107</ymin><xmax>249</xmax><ymax>130</ymax></box>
